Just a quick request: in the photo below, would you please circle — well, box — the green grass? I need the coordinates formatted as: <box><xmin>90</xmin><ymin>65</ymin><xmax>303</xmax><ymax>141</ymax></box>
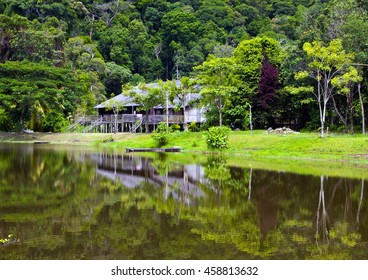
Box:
<box><xmin>1</xmin><ymin>130</ymin><xmax>368</xmax><ymax>162</ymax></box>
<box><xmin>226</xmin><ymin>131</ymin><xmax>368</xmax><ymax>160</ymax></box>
<box><xmin>1</xmin><ymin>130</ymin><xmax>368</xmax><ymax>179</ymax></box>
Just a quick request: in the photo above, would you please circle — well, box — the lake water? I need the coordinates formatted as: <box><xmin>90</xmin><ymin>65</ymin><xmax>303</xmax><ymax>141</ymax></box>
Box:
<box><xmin>0</xmin><ymin>143</ymin><xmax>367</xmax><ymax>260</ymax></box>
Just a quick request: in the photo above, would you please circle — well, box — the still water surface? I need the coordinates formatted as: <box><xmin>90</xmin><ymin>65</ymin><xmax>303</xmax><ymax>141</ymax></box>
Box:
<box><xmin>0</xmin><ymin>143</ymin><xmax>367</xmax><ymax>259</ymax></box>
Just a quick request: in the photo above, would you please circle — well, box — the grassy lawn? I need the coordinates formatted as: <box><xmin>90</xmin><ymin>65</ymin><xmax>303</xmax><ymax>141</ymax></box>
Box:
<box><xmin>1</xmin><ymin>130</ymin><xmax>367</xmax><ymax>162</ymax></box>
<box><xmin>1</xmin><ymin>130</ymin><xmax>368</xmax><ymax>179</ymax></box>
<box><xmin>227</xmin><ymin>131</ymin><xmax>368</xmax><ymax>160</ymax></box>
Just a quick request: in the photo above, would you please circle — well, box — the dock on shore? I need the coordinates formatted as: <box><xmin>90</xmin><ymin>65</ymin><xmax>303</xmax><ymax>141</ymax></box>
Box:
<box><xmin>126</xmin><ymin>147</ymin><xmax>181</xmax><ymax>153</ymax></box>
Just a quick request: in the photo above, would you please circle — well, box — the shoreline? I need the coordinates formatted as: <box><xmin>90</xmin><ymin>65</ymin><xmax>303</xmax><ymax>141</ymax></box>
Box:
<box><xmin>1</xmin><ymin>131</ymin><xmax>368</xmax><ymax>179</ymax></box>
<box><xmin>1</xmin><ymin>131</ymin><xmax>368</xmax><ymax>164</ymax></box>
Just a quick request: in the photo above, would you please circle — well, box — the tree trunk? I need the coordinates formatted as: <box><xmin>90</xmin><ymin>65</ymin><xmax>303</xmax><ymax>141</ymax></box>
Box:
<box><xmin>316</xmin><ymin>175</ymin><xmax>329</xmax><ymax>242</ymax></box>
<box><xmin>89</xmin><ymin>15</ymin><xmax>94</xmax><ymax>39</ymax></box>
<box><xmin>249</xmin><ymin>104</ymin><xmax>253</xmax><ymax>134</ymax></box>
<box><xmin>145</xmin><ymin>111</ymin><xmax>149</xmax><ymax>133</ymax></box>
<box><xmin>183</xmin><ymin>96</ymin><xmax>188</xmax><ymax>131</ymax></box>
<box><xmin>317</xmin><ymin>78</ymin><xmax>324</xmax><ymax>138</ymax></box>
<box><xmin>114</xmin><ymin>113</ymin><xmax>117</xmax><ymax>134</ymax></box>
<box><xmin>320</xmin><ymin>100</ymin><xmax>327</xmax><ymax>138</ymax></box>
<box><xmin>347</xmin><ymin>90</ymin><xmax>354</xmax><ymax>132</ymax></box>
<box><xmin>219</xmin><ymin>110</ymin><xmax>222</xmax><ymax>127</ymax></box>
<box><xmin>166</xmin><ymin>92</ymin><xmax>169</xmax><ymax>133</ymax></box>
<box><xmin>218</xmin><ymin>98</ymin><xmax>223</xmax><ymax>127</ymax></box>
<box><xmin>320</xmin><ymin>119</ymin><xmax>324</xmax><ymax>138</ymax></box>
<box><xmin>350</xmin><ymin>104</ymin><xmax>354</xmax><ymax>133</ymax></box>
<box><xmin>358</xmin><ymin>82</ymin><xmax>365</xmax><ymax>134</ymax></box>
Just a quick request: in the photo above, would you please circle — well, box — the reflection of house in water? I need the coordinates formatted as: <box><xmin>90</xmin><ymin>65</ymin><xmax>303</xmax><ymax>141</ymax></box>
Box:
<box><xmin>84</xmin><ymin>153</ymin><xmax>206</xmax><ymax>205</ymax></box>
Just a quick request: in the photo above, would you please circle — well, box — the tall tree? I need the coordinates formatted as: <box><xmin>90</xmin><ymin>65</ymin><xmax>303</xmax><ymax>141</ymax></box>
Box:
<box><xmin>293</xmin><ymin>39</ymin><xmax>359</xmax><ymax>137</ymax></box>
<box><xmin>0</xmin><ymin>14</ymin><xmax>65</xmax><ymax>64</ymax></box>
<box><xmin>170</xmin><ymin>77</ymin><xmax>198</xmax><ymax>131</ymax></box>
<box><xmin>257</xmin><ymin>55</ymin><xmax>280</xmax><ymax>110</ymax></box>
<box><xmin>159</xmin><ymin>5</ymin><xmax>200</xmax><ymax>79</ymax></box>
<box><xmin>232</xmin><ymin>37</ymin><xmax>282</xmax><ymax>129</ymax></box>
<box><xmin>126</xmin><ymin>83</ymin><xmax>165</xmax><ymax>133</ymax></box>
<box><xmin>0</xmin><ymin>61</ymin><xmax>87</xmax><ymax>131</ymax></box>
<box><xmin>195</xmin><ymin>56</ymin><xmax>238</xmax><ymax>127</ymax></box>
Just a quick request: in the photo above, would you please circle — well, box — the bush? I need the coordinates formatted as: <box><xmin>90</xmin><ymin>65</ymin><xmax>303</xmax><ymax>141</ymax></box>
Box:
<box><xmin>155</xmin><ymin>122</ymin><xmax>168</xmax><ymax>133</ymax></box>
<box><xmin>42</xmin><ymin>111</ymin><xmax>69</xmax><ymax>132</ymax></box>
<box><xmin>0</xmin><ymin>108</ymin><xmax>13</xmax><ymax>131</ymax></box>
<box><xmin>151</xmin><ymin>122</ymin><xmax>169</xmax><ymax>147</ymax></box>
<box><xmin>204</xmin><ymin>126</ymin><xmax>231</xmax><ymax>151</ymax></box>
<box><xmin>188</xmin><ymin>122</ymin><xmax>199</xmax><ymax>132</ymax></box>
<box><xmin>170</xmin><ymin>123</ymin><xmax>181</xmax><ymax>132</ymax></box>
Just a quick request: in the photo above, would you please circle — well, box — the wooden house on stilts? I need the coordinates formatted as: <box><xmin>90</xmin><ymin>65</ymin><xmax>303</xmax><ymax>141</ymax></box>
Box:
<box><xmin>67</xmin><ymin>81</ymin><xmax>205</xmax><ymax>133</ymax></box>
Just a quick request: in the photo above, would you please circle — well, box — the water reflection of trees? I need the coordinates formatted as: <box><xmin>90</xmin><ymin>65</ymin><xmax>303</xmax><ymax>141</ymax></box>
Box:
<box><xmin>95</xmin><ymin>153</ymin><xmax>368</xmax><ymax>259</ymax></box>
<box><xmin>0</xmin><ymin>145</ymin><xmax>122</xmax><ymax>259</ymax></box>
<box><xmin>313</xmin><ymin>176</ymin><xmax>366</xmax><ymax>259</ymax></box>
<box><xmin>1</xmin><ymin>145</ymin><xmax>368</xmax><ymax>259</ymax></box>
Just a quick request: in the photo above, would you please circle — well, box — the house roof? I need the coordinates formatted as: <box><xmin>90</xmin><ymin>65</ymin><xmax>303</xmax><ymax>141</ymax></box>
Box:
<box><xmin>94</xmin><ymin>81</ymin><xmax>200</xmax><ymax>109</ymax></box>
<box><xmin>94</xmin><ymin>94</ymin><xmax>138</xmax><ymax>109</ymax></box>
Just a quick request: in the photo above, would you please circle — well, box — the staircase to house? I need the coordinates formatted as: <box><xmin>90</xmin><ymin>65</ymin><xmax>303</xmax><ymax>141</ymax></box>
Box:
<box><xmin>130</xmin><ymin>116</ymin><xmax>143</xmax><ymax>133</ymax></box>
<box><xmin>67</xmin><ymin>116</ymin><xmax>85</xmax><ymax>132</ymax></box>
<box><xmin>84</xmin><ymin>117</ymin><xmax>103</xmax><ymax>133</ymax></box>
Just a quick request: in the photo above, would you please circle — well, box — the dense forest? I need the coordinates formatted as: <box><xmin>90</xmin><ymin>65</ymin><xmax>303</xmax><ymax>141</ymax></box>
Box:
<box><xmin>0</xmin><ymin>0</ymin><xmax>367</xmax><ymax>133</ymax></box>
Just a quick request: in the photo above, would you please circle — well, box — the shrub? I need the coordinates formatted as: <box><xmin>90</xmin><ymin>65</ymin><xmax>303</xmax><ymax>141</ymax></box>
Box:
<box><xmin>42</xmin><ymin>111</ymin><xmax>69</xmax><ymax>132</ymax></box>
<box><xmin>188</xmin><ymin>122</ymin><xmax>199</xmax><ymax>132</ymax></box>
<box><xmin>155</xmin><ymin>122</ymin><xmax>168</xmax><ymax>133</ymax></box>
<box><xmin>0</xmin><ymin>108</ymin><xmax>13</xmax><ymax>131</ymax></box>
<box><xmin>204</xmin><ymin>126</ymin><xmax>231</xmax><ymax>151</ymax></box>
<box><xmin>170</xmin><ymin>123</ymin><xmax>181</xmax><ymax>132</ymax></box>
<box><xmin>151</xmin><ymin>122</ymin><xmax>169</xmax><ymax>147</ymax></box>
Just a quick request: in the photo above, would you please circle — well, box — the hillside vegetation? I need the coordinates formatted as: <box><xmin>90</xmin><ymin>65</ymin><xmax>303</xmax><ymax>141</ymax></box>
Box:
<box><xmin>0</xmin><ymin>0</ymin><xmax>367</xmax><ymax>134</ymax></box>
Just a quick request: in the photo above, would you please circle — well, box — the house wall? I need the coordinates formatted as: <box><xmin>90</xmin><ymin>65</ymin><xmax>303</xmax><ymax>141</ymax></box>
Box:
<box><xmin>99</xmin><ymin>107</ymin><xmax>185</xmax><ymax>117</ymax></box>
<box><xmin>98</xmin><ymin>106</ymin><xmax>135</xmax><ymax>115</ymax></box>
<box><xmin>187</xmin><ymin>108</ymin><xmax>206</xmax><ymax>123</ymax></box>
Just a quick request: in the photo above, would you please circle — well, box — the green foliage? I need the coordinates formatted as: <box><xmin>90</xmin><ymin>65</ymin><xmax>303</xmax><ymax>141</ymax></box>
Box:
<box><xmin>1</xmin><ymin>143</ymin><xmax>368</xmax><ymax>259</ymax></box>
<box><xmin>105</xmin><ymin>95</ymin><xmax>124</xmax><ymax>115</ymax></box>
<box><xmin>0</xmin><ymin>234</ymin><xmax>14</xmax><ymax>245</ymax></box>
<box><xmin>151</xmin><ymin>122</ymin><xmax>169</xmax><ymax>147</ymax></box>
<box><xmin>295</xmin><ymin>39</ymin><xmax>359</xmax><ymax>137</ymax></box>
<box><xmin>204</xmin><ymin>126</ymin><xmax>231</xmax><ymax>151</ymax></box>
<box><xmin>0</xmin><ymin>0</ymin><xmax>368</xmax><ymax>133</ymax></box>
<box><xmin>42</xmin><ymin>111</ymin><xmax>69</xmax><ymax>132</ymax></box>
<box><xmin>188</xmin><ymin>122</ymin><xmax>199</xmax><ymax>132</ymax></box>
<box><xmin>127</xmin><ymin>81</ymin><xmax>166</xmax><ymax>132</ymax></box>
<box><xmin>0</xmin><ymin>60</ymin><xmax>87</xmax><ymax>131</ymax></box>
<box><xmin>170</xmin><ymin>123</ymin><xmax>180</xmax><ymax>132</ymax></box>
<box><xmin>131</xmin><ymin>74</ymin><xmax>145</xmax><ymax>85</ymax></box>
<box><xmin>169</xmin><ymin>77</ymin><xmax>198</xmax><ymax>131</ymax></box>
<box><xmin>0</xmin><ymin>14</ymin><xmax>65</xmax><ymax>64</ymax></box>
<box><xmin>0</xmin><ymin>108</ymin><xmax>12</xmax><ymax>131</ymax></box>
<box><xmin>204</xmin><ymin>155</ymin><xmax>231</xmax><ymax>181</ymax></box>
<box><xmin>195</xmin><ymin>56</ymin><xmax>239</xmax><ymax>127</ymax></box>
<box><xmin>65</xmin><ymin>36</ymin><xmax>105</xmax><ymax>73</ymax></box>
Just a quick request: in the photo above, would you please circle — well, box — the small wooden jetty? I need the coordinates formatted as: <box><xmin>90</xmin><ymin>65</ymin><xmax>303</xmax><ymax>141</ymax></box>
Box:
<box><xmin>126</xmin><ymin>147</ymin><xmax>181</xmax><ymax>153</ymax></box>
